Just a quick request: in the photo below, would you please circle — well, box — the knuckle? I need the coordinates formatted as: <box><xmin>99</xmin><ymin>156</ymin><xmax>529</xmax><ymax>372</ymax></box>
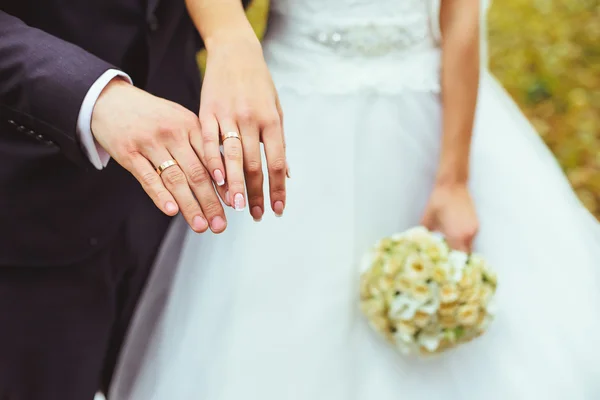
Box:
<box><xmin>270</xmin><ymin>187</ymin><xmax>286</xmax><ymax>199</ymax></box>
<box><xmin>162</xmin><ymin>168</ymin><xmax>187</xmax><ymax>186</ymax></box>
<box><xmin>235</xmin><ymin>107</ymin><xmax>255</xmax><ymax>125</ymax></box>
<box><xmin>245</xmin><ymin>159</ymin><xmax>263</xmax><ymax>175</ymax></box>
<box><xmin>269</xmin><ymin>157</ymin><xmax>287</xmax><ymax>174</ymax></box>
<box><xmin>201</xmin><ymin>128</ymin><xmax>218</xmax><ymax>143</ymax></box>
<box><xmin>204</xmin><ymin>154</ymin><xmax>223</xmax><ymax>167</ymax></box>
<box><xmin>188</xmin><ymin>163</ymin><xmax>210</xmax><ymax>185</ymax></box>
<box><xmin>140</xmin><ymin>171</ymin><xmax>160</xmax><ymax>188</ymax></box>
<box><xmin>138</xmin><ymin>137</ymin><xmax>160</xmax><ymax>153</ymax></box>
<box><xmin>120</xmin><ymin>140</ymin><xmax>139</xmax><ymax>158</ymax></box>
<box><xmin>181</xmin><ymin>110</ymin><xmax>200</xmax><ymax>128</ymax></box>
<box><xmin>200</xmin><ymin>199</ymin><xmax>223</xmax><ymax>216</ymax></box>
<box><xmin>248</xmin><ymin>193</ymin><xmax>264</xmax><ymax>206</ymax></box>
<box><xmin>182</xmin><ymin>199</ymin><xmax>201</xmax><ymax>214</ymax></box>
<box><xmin>467</xmin><ymin>225</ymin><xmax>479</xmax><ymax>238</ymax></box>
<box><xmin>189</xmin><ymin>114</ymin><xmax>201</xmax><ymax>128</ymax></box>
<box><xmin>159</xmin><ymin>127</ymin><xmax>186</xmax><ymax>143</ymax></box>
<box><xmin>229</xmin><ymin>181</ymin><xmax>245</xmax><ymax>194</ymax></box>
<box><xmin>260</xmin><ymin>113</ymin><xmax>281</xmax><ymax>130</ymax></box>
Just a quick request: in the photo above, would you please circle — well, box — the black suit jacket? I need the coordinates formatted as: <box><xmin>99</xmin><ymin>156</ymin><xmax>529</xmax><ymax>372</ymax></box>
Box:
<box><xmin>0</xmin><ymin>0</ymin><xmax>250</xmax><ymax>266</ymax></box>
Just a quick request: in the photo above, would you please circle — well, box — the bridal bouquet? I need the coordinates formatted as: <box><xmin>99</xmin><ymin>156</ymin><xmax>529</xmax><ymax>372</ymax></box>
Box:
<box><xmin>359</xmin><ymin>226</ymin><xmax>497</xmax><ymax>356</ymax></box>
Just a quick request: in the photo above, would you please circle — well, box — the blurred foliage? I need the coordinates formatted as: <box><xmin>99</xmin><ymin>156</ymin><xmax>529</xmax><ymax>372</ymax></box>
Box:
<box><xmin>199</xmin><ymin>0</ymin><xmax>600</xmax><ymax>218</ymax></box>
<box><xmin>488</xmin><ymin>0</ymin><xmax>600</xmax><ymax>217</ymax></box>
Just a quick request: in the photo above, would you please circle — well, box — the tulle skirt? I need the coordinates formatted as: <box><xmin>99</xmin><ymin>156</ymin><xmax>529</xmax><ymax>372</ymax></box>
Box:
<box><xmin>109</xmin><ymin>73</ymin><xmax>600</xmax><ymax>400</ymax></box>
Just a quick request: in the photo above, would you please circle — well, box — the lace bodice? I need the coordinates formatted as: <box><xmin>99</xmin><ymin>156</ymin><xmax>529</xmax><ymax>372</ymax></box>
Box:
<box><xmin>263</xmin><ymin>0</ymin><xmax>443</xmax><ymax>94</ymax></box>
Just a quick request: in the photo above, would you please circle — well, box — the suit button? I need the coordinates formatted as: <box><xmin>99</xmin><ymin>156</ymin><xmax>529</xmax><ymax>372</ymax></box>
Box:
<box><xmin>8</xmin><ymin>119</ymin><xmax>16</xmax><ymax>125</ymax></box>
<box><xmin>17</xmin><ymin>125</ymin><xmax>26</xmax><ymax>132</ymax></box>
<box><xmin>36</xmin><ymin>134</ymin><xmax>44</xmax><ymax>141</ymax></box>
<box><xmin>26</xmin><ymin>129</ymin><xmax>35</xmax><ymax>136</ymax></box>
<box><xmin>148</xmin><ymin>14</ymin><xmax>159</xmax><ymax>31</ymax></box>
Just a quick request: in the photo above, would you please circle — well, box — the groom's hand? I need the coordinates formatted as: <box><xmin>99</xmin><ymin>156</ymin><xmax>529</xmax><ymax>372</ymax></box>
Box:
<box><xmin>91</xmin><ymin>78</ymin><xmax>228</xmax><ymax>234</ymax></box>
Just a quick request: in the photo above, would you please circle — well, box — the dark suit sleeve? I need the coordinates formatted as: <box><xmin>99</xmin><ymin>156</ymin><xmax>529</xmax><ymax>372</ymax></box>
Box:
<box><xmin>0</xmin><ymin>11</ymin><xmax>117</xmax><ymax>165</ymax></box>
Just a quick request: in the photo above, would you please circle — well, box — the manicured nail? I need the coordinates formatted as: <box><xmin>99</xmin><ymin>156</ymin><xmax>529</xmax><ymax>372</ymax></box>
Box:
<box><xmin>214</xmin><ymin>169</ymin><xmax>225</xmax><ymax>186</ymax></box>
<box><xmin>251</xmin><ymin>206</ymin><xmax>263</xmax><ymax>222</ymax></box>
<box><xmin>165</xmin><ymin>202</ymin><xmax>177</xmax><ymax>214</ymax></box>
<box><xmin>192</xmin><ymin>215</ymin><xmax>208</xmax><ymax>232</ymax></box>
<box><xmin>210</xmin><ymin>216</ymin><xmax>227</xmax><ymax>232</ymax></box>
<box><xmin>273</xmin><ymin>200</ymin><xmax>284</xmax><ymax>217</ymax></box>
<box><xmin>225</xmin><ymin>191</ymin><xmax>231</xmax><ymax>206</ymax></box>
<box><xmin>234</xmin><ymin>193</ymin><xmax>246</xmax><ymax>211</ymax></box>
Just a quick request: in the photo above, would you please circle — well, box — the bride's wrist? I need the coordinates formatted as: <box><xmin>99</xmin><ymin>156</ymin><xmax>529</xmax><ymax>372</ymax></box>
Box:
<box><xmin>434</xmin><ymin>169</ymin><xmax>469</xmax><ymax>188</ymax></box>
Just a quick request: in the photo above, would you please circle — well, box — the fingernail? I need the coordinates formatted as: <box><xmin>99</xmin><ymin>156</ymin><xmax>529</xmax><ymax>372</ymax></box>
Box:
<box><xmin>225</xmin><ymin>191</ymin><xmax>231</xmax><ymax>205</ymax></box>
<box><xmin>286</xmin><ymin>162</ymin><xmax>291</xmax><ymax>179</ymax></box>
<box><xmin>192</xmin><ymin>215</ymin><xmax>208</xmax><ymax>232</ymax></box>
<box><xmin>214</xmin><ymin>169</ymin><xmax>225</xmax><ymax>186</ymax></box>
<box><xmin>210</xmin><ymin>216</ymin><xmax>227</xmax><ymax>232</ymax></box>
<box><xmin>165</xmin><ymin>202</ymin><xmax>177</xmax><ymax>214</ymax></box>
<box><xmin>234</xmin><ymin>193</ymin><xmax>246</xmax><ymax>211</ymax></box>
<box><xmin>273</xmin><ymin>200</ymin><xmax>284</xmax><ymax>217</ymax></box>
<box><xmin>251</xmin><ymin>206</ymin><xmax>263</xmax><ymax>222</ymax></box>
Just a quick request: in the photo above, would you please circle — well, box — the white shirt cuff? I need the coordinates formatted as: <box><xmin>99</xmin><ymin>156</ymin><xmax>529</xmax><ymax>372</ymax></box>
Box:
<box><xmin>76</xmin><ymin>69</ymin><xmax>132</xmax><ymax>170</ymax></box>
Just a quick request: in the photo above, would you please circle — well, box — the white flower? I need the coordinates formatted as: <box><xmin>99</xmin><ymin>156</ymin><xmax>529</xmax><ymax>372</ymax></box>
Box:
<box><xmin>404</xmin><ymin>254</ymin><xmax>433</xmax><ymax>281</ymax></box>
<box><xmin>394</xmin><ymin>276</ymin><xmax>413</xmax><ymax>293</ymax></box>
<box><xmin>394</xmin><ymin>226</ymin><xmax>430</xmax><ymax>242</ymax></box>
<box><xmin>431</xmin><ymin>263</ymin><xmax>450</xmax><ymax>283</ymax></box>
<box><xmin>418</xmin><ymin>332</ymin><xmax>443</xmax><ymax>352</ymax></box>
<box><xmin>478</xmin><ymin>284</ymin><xmax>495</xmax><ymax>306</ymax></box>
<box><xmin>438</xmin><ymin>301</ymin><xmax>459</xmax><ymax>317</ymax></box>
<box><xmin>389</xmin><ymin>295</ymin><xmax>420</xmax><ymax>320</ymax></box>
<box><xmin>360</xmin><ymin>297</ymin><xmax>386</xmax><ymax>316</ymax></box>
<box><xmin>396</xmin><ymin>320</ymin><xmax>418</xmax><ymax>337</ymax></box>
<box><xmin>394</xmin><ymin>335</ymin><xmax>416</xmax><ymax>355</ymax></box>
<box><xmin>411</xmin><ymin>283</ymin><xmax>433</xmax><ymax>303</ymax></box>
<box><xmin>419</xmin><ymin>298</ymin><xmax>440</xmax><ymax>315</ymax></box>
<box><xmin>359</xmin><ymin>251</ymin><xmax>376</xmax><ymax>274</ymax></box>
<box><xmin>456</xmin><ymin>304</ymin><xmax>480</xmax><ymax>326</ymax></box>
<box><xmin>476</xmin><ymin>314</ymin><xmax>494</xmax><ymax>333</ymax></box>
<box><xmin>414</xmin><ymin>311</ymin><xmax>432</xmax><ymax>328</ymax></box>
<box><xmin>439</xmin><ymin>283</ymin><xmax>460</xmax><ymax>303</ymax></box>
<box><xmin>448</xmin><ymin>250</ymin><xmax>468</xmax><ymax>281</ymax></box>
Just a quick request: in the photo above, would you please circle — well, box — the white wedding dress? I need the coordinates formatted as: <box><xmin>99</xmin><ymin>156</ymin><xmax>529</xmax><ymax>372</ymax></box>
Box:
<box><xmin>109</xmin><ymin>0</ymin><xmax>600</xmax><ymax>399</ymax></box>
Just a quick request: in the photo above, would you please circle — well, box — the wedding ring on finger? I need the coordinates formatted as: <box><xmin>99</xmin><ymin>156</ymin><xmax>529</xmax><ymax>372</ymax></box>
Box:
<box><xmin>156</xmin><ymin>159</ymin><xmax>179</xmax><ymax>176</ymax></box>
<box><xmin>221</xmin><ymin>131</ymin><xmax>242</xmax><ymax>144</ymax></box>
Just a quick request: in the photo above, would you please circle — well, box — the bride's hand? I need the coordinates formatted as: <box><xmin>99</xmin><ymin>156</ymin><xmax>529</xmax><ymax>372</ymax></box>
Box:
<box><xmin>421</xmin><ymin>184</ymin><xmax>479</xmax><ymax>252</ymax></box>
<box><xmin>200</xmin><ymin>34</ymin><xmax>286</xmax><ymax>219</ymax></box>
<box><xmin>186</xmin><ymin>0</ymin><xmax>287</xmax><ymax>222</ymax></box>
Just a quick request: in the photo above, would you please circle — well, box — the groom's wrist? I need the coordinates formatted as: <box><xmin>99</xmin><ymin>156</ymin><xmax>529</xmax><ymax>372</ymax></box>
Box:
<box><xmin>77</xmin><ymin>70</ymin><xmax>132</xmax><ymax>170</ymax></box>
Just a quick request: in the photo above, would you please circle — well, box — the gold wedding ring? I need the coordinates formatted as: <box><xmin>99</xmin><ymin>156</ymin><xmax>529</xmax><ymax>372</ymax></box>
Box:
<box><xmin>156</xmin><ymin>159</ymin><xmax>178</xmax><ymax>176</ymax></box>
<box><xmin>221</xmin><ymin>131</ymin><xmax>242</xmax><ymax>144</ymax></box>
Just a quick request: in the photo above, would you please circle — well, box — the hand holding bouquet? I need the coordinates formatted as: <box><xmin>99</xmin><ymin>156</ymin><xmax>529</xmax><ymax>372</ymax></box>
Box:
<box><xmin>360</xmin><ymin>226</ymin><xmax>497</xmax><ymax>356</ymax></box>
